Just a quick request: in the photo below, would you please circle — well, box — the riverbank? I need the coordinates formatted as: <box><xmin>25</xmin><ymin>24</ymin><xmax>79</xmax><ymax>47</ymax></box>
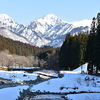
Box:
<box><xmin>0</xmin><ymin>64</ymin><xmax>100</xmax><ymax>100</ymax></box>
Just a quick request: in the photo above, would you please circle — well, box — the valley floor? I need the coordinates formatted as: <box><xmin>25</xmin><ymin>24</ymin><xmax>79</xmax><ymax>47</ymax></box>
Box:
<box><xmin>0</xmin><ymin>64</ymin><xmax>100</xmax><ymax>100</ymax></box>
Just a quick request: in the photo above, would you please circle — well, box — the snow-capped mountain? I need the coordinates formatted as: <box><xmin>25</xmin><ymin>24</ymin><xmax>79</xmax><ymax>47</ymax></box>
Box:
<box><xmin>0</xmin><ymin>14</ymin><xmax>24</xmax><ymax>33</ymax></box>
<box><xmin>0</xmin><ymin>14</ymin><xmax>92</xmax><ymax>47</ymax></box>
<box><xmin>71</xmin><ymin>19</ymin><xmax>92</xmax><ymax>27</ymax></box>
<box><xmin>0</xmin><ymin>27</ymin><xmax>31</xmax><ymax>44</ymax></box>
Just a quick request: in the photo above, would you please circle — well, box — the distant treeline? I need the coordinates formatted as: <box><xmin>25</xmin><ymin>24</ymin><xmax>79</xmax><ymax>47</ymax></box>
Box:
<box><xmin>38</xmin><ymin>47</ymin><xmax>60</xmax><ymax>70</ymax></box>
<box><xmin>0</xmin><ymin>34</ymin><xmax>60</xmax><ymax>69</ymax></box>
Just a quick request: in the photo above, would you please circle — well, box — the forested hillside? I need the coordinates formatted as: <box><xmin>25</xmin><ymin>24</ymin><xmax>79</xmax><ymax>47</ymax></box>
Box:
<box><xmin>59</xmin><ymin>32</ymin><xmax>89</xmax><ymax>70</ymax></box>
<box><xmin>38</xmin><ymin>47</ymin><xmax>60</xmax><ymax>70</ymax></box>
<box><xmin>0</xmin><ymin>35</ymin><xmax>60</xmax><ymax>69</ymax></box>
<box><xmin>85</xmin><ymin>14</ymin><xmax>100</xmax><ymax>74</ymax></box>
<box><xmin>0</xmin><ymin>35</ymin><xmax>41</xmax><ymax>56</ymax></box>
<box><xmin>59</xmin><ymin>13</ymin><xmax>100</xmax><ymax>75</ymax></box>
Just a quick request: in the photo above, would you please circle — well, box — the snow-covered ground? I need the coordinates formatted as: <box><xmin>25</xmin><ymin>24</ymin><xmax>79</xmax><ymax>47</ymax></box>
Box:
<box><xmin>31</xmin><ymin>73</ymin><xmax>100</xmax><ymax>93</ymax></box>
<box><xmin>30</xmin><ymin>63</ymin><xmax>100</xmax><ymax>99</ymax></box>
<box><xmin>0</xmin><ymin>85</ymin><xmax>28</xmax><ymax>100</ymax></box>
<box><xmin>0</xmin><ymin>70</ymin><xmax>37</xmax><ymax>82</ymax></box>
<box><xmin>0</xmin><ymin>63</ymin><xmax>100</xmax><ymax>100</ymax></box>
<box><xmin>0</xmin><ymin>67</ymin><xmax>58</xmax><ymax>82</ymax></box>
<box><xmin>66</xmin><ymin>93</ymin><xmax>100</xmax><ymax>100</ymax></box>
<box><xmin>34</xmin><ymin>69</ymin><xmax>58</xmax><ymax>77</ymax></box>
<box><xmin>7</xmin><ymin>66</ymin><xmax>40</xmax><ymax>69</ymax></box>
<box><xmin>60</xmin><ymin>63</ymin><xmax>88</xmax><ymax>74</ymax></box>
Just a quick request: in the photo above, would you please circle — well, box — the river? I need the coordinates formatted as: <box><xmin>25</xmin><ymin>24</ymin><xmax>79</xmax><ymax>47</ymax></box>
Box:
<box><xmin>23</xmin><ymin>94</ymin><xmax>66</xmax><ymax>100</ymax></box>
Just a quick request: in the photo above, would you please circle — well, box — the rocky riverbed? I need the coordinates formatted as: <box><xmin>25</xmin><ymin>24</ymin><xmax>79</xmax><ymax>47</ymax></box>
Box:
<box><xmin>1</xmin><ymin>65</ymin><xmax>100</xmax><ymax>100</ymax></box>
<box><xmin>0</xmin><ymin>75</ymin><xmax>48</xmax><ymax>89</ymax></box>
<box><xmin>0</xmin><ymin>74</ymin><xmax>65</xmax><ymax>100</ymax></box>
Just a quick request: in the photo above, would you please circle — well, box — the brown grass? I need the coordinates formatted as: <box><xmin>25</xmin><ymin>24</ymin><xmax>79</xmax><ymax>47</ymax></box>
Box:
<box><xmin>0</xmin><ymin>67</ymin><xmax>8</xmax><ymax>71</ymax></box>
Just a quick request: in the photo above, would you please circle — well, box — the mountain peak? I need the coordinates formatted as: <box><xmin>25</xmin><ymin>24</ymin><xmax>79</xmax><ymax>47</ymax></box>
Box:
<box><xmin>0</xmin><ymin>14</ymin><xmax>11</xmax><ymax>19</ymax></box>
<box><xmin>36</xmin><ymin>13</ymin><xmax>64</xmax><ymax>26</ymax></box>
<box><xmin>43</xmin><ymin>14</ymin><xmax>63</xmax><ymax>22</ymax></box>
<box><xmin>0</xmin><ymin>13</ymin><xmax>91</xmax><ymax>48</ymax></box>
<box><xmin>43</xmin><ymin>14</ymin><xmax>57</xmax><ymax>19</ymax></box>
<box><xmin>0</xmin><ymin>14</ymin><xmax>15</xmax><ymax>24</ymax></box>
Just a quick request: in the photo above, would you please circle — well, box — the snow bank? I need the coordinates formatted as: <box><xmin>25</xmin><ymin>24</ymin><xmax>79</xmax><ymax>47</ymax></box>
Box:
<box><xmin>34</xmin><ymin>70</ymin><xmax>58</xmax><ymax>77</ymax></box>
<box><xmin>66</xmin><ymin>93</ymin><xmax>100</xmax><ymax>100</ymax></box>
<box><xmin>72</xmin><ymin>63</ymin><xmax>88</xmax><ymax>73</ymax></box>
<box><xmin>60</xmin><ymin>63</ymin><xmax>88</xmax><ymax>74</ymax></box>
<box><xmin>31</xmin><ymin>64</ymin><xmax>100</xmax><ymax>94</ymax></box>
<box><xmin>0</xmin><ymin>85</ymin><xmax>28</xmax><ymax>100</ymax></box>
<box><xmin>5</xmin><ymin>66</ymin><xmax>40</xmax><ymax>69</ymax></box>
<box><xmin>0</xmin><ymin>70</ymin><xmax>37</xmax><ymax>82</ymax></box>
<box><xmin>31</xmin><ymin>73</ymin><xmax>100</xmax><ymax>93</ymax></box>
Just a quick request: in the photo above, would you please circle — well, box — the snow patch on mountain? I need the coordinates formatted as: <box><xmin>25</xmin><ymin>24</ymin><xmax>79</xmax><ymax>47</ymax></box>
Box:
<box><xmin>0</xmin><ymin>27</ymin><xmax>31</xmax><ymax>44</ymax></box>
<box><xmin>71</xmin><ymin>19</ymin><xmax>92</xmax><ymax>27</ymax></box>
<box><xmin>0</xmin><ymin>14</ymin><xmax>24</xmax><ymax>34</ymax></box>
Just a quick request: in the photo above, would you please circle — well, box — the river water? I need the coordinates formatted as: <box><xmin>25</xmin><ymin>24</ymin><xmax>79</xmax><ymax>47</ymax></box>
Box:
<box><xmin>23</xmin><ymin>94</ymin><xmax>66</xmax><ymax>100</ymax></box>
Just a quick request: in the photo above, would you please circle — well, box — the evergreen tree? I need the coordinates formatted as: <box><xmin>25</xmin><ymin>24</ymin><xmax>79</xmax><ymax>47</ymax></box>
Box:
<box><xmin>79</xmin><ymin>33</ymin><xmax>89</xmax><ymax>65</ymax></box>
<box><xmin>59</xmin><ymin>33</ymin><xmax>88</xmax><ymax>70</ymax></box>
<box><xmin>85</xmin><ymin>17</ymin><xmax>96</xmax><ymax>74</ymax></box>
<box><xmin>95</xmin><ymin>24</ymin><xmax>100</xmax><ymax>71</ymax></box>
<box><xmin>59</xmin><ymin>33</ymin><xmax>73</xmax><ymax>70</ymax></box>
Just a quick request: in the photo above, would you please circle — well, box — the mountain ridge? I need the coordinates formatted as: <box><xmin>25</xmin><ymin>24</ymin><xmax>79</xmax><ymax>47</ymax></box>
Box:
<box><xmin>0</xmin><ymin>27</ymin><xmax>33</xmax><ymax>45</ymax></box>
<box><xmin>0</xmin><ymin>14</ymin><xmax>92</xmax><ymax>47</ymax></box>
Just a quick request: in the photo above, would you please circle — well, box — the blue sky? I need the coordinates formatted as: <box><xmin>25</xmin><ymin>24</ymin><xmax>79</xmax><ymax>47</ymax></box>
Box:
<box><xmin>0</xmin><ymin>0</ymin><xmax>100</xmax><ymax>24</ymax></box>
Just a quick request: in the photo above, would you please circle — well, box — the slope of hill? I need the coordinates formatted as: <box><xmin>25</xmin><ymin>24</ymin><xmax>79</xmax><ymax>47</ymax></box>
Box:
<box><xmin>0</xmin><ymin>35</ymin><xmax>41</xmax><ymax>56</ymax></box>
<box><xmin>0</xmin><ymin>27</ymin><xmax>31</xmax><ymax>44</ymax></box>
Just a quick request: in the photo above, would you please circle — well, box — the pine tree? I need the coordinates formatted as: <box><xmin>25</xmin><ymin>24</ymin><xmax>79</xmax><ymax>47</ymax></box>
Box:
<box><xmin>95</xmin><ymin>24</ymin><xmax>100</xmax><ymax>71</ymax></box>
<box><xmin>85</xmin><ymin>17</ymin><xmax>96</xmax><ymax>74</ymax></box>
<box><xmin>59</xmin><ymin>33</ymin><xmax>88</xmax><ymax>70</ymax></box>
<box><xmin>59</xmin><ymin>33</ymin><xmax>73</xmax><ymax>69</ymax></box>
